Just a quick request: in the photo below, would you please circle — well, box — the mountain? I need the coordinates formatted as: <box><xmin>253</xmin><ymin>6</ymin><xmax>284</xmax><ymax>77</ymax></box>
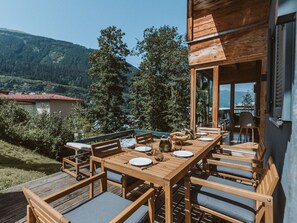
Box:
<box><xmin>220</xmin><ymin>90</ymin><xmax>254</xmax><ymax>108</ymax></box>
<box><xmin>0</xmin><ymin>28</ymin><xmax>139</xmax><ymax>101</ymax></box>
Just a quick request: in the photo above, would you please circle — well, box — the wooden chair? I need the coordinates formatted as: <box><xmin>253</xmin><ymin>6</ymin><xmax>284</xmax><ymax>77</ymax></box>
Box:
<box><xmin>196</xmin><ymin>127</ymin><xmax>221</xmax><ymax>135</ymax></box>
<box><xmin>205</xmin><ymin>141</ymin><xmax>266</xmax><ymax>183</ymax></box>
<box><xmin>195</xmin><ymin>127</ymin><xmax>222</xmax><ymax>169</ymax></box>
<box><xmin>90</xmin><ymin>138</ymin><xmax>144</xmax><ymax>198</ymax></box>
<box><xmin>23</xmin><ymin>173</ymin><xmax>155</xmax><ymax>223</ymax></box>
<box><xmin>62</xmin><ymin>142</ymin><xmax>91</xmax><ymax>180</ymax></box>
<box><xmin>238</xmin><ymin>112</ymin><xmax>260</xmax><ymax>143</ymax></box>
<box><xmin>185</xmin><ymin>156</ymin><xmax>279</xmax><ymax>223</ymax></box>
<box><xmin>135</xmin><ymin>132</ymin><xmax>154</xmax><ymax>145</ymax></box>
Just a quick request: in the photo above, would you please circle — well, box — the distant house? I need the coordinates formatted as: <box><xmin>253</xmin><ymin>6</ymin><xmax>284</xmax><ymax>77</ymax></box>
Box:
<box><xmin>0</xmin><ymin>93</ymin><xmax>82</xmax><ymax>116</ymax></box>
<box><xmin>0</xmin><ymin>90</ymin><xmax>10</xmax><ymax>95</ymax></box>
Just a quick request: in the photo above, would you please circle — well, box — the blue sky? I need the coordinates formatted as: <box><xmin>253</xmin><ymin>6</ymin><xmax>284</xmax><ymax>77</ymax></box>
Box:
<box><xmin>0</xmin><ymin>0</ymin><xmax>187</xmax><ymax>67</ymax></box>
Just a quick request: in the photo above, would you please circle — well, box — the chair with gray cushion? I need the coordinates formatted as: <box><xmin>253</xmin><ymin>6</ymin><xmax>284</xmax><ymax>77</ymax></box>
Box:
<box><xmin>23</xmin><ymin>172</ymin><xmax>155</xmax><ymax>223</ymax></box>
<box><xmin>184</xmin><ymin>156</ymin><xmax>279</xmax><ymax>223</ymax></box>
<box><xmin>90</xmin><ymin>138</ymin><xmax>144</xmax><ymax>198</ymax></box>
<box><xmin>206</xmin><ymin>141</ymin><xmax>266</xmax><ymax>183</ymax></box>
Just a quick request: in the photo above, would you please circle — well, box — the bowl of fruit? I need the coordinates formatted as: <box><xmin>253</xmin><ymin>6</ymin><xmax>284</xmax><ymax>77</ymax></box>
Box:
<box><xmin>170</xmin><ymin>132</ymin><xmax>189</xmax><ymax>145</ymax></box>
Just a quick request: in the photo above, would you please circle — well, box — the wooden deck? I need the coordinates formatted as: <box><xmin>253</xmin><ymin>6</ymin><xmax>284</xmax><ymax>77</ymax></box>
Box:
<box><xmin>0</xmin><ymin>167</ymin><xmax>223</xmax><ymax>223</ymax></box>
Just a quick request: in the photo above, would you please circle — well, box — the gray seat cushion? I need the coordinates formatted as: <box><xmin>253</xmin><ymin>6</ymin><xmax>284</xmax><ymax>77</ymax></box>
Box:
<box><xmin>214</xmin><ymin>158</ymin><xmax>253</xmax><ymax>179</ymax></box>
<box><xmin>65</xmin><ymin>191</ymin><xmax>148</xmax><ymax>223</ymax></box>
<box><xmin>95</xmin><ymin>167</ymin><xmax>139</xmax><ymax>185</ymax></box>
<box><xmin>191</xmin><ymin>175</ymin><xmax>256</xmax><ymax>223</ymax></box>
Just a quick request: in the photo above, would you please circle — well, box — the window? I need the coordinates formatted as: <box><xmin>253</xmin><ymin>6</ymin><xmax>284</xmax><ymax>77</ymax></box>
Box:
<box><xmin>270</xmin><ymin>13</ymin><xmax>295</xmax><ymax>122</ymax></box>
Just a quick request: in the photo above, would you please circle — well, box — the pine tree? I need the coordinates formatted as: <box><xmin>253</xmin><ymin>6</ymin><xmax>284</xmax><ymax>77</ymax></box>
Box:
<box><xmin>88</xmin><ymin>26</ymin><xmax>130</xmax><ymax>133</ymax></box>
<box><xmin>241</xmin><ymin>90</ymin><xmax>254</xmax><ymax>111</ymax></box>
<box><xmin>130</xmin><ymin>26</ymin><xmax>189</xmax><ymax>131</ymax></box>
<box><xmin>165</xmin><ymin>46</ymin><xmax>190</xmax><ymax>130</ymax></box>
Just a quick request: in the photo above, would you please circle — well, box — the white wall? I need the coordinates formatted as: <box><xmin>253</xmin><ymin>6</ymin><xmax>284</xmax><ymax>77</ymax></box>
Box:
<box><xmin>50</xmin><ymin>100</ymin><xmax>78</xmax><ymax>116</ymax></box>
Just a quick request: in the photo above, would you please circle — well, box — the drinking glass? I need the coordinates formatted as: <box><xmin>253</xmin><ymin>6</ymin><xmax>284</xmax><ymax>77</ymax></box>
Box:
<box><xmin>154</xmin><ymin>148</ymin><xmax>164</xmax><ymax>161</ymax></box>
<box><xmin>174</xmin><ymin>141</ymin><xmax>183</xmax><ymax>151</ymax></box>
<box><xmin>145</xmin><ymin>142</ymin><xmax>154</xmax><ymax>156</ymax></box>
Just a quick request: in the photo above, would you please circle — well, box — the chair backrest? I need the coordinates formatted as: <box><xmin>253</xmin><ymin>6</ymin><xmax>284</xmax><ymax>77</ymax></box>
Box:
<box><xmin>256</xmin><ymin>156</ymin><xmax>279</xmax><ymax>196</ymax></box>
<box><xmin>135</xmin><ymin>132</ymin><xmax>153</xmax><ymax>144</ymax></box>
<box><xmin>256</xmin><ymin>140</ymin><xmax>266</xmax><ymax>161</ymax></box>
<box><xmin>254</xmin><ymin>156</ymin><xmax>279</xmax><ymax>222</ymax></box>
<box><xmin>196</xmin><ymin>127</ymin><xmax>221</xmax><ymax>135</ymax></box>
<box><xmin>23</xmin><ymin>187</ymin><xmax>70</xmax><ymax>223</ymax></box>
<box><xmin>239</xmin><ymin>112</ymin><xmax>255</xmax><ymax>128</ymax></box>
<box><xmin>91</xmin><ymin>138</ymin><xmax>122</xmax><ymax>158</ymax></box>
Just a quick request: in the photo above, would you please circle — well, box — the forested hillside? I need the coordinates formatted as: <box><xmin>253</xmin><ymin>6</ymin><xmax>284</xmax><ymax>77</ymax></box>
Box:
<box><xmin>0</xmin><ymin>28</ymin><xmax>138</xmax><ymax>100</ymax></box>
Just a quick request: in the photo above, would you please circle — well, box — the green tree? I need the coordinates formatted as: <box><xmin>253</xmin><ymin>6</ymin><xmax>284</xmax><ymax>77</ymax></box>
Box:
<box><xmin>88</xmin><ymin>26</ymin><xmax>130</xmax><ymax>133</ymax></box>
<box><xmin>130</xmin><ymin>26</ymin><xmax>189</xmax><ymax>131</ymax></box>
<box><xmin>0</xmin><ymin>99</ymin><xmax>29</xmax><ymax>141</ymax></box>
<box><xmin>165</xmin><ymin>46</ymin><xmax>190</xmax><ymax>130</ymax></box>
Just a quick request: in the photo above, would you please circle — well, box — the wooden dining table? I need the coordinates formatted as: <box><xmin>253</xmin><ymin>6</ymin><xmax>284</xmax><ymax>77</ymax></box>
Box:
<box><xmin>100</xmin><ymin>133</ymin><xmax>222</xmax><ymax>223</ymax></box>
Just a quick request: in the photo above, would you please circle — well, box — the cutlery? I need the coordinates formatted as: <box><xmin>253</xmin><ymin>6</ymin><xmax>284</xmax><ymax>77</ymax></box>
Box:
<box><xmin>141</xmin><ymin>162</ymin><xmax>159</xmax><ymax>170</ymax></box>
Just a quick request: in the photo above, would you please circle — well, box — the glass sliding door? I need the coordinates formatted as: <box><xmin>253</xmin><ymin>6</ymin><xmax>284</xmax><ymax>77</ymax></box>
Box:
<box><xmin>196</xmin><ymin>68</ymin><xmax>213</xmax><ymax>127</ymax></box>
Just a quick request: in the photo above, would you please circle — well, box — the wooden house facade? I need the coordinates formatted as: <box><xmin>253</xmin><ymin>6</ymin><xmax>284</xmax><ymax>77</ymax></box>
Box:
<box><xmin>187</xmin><ymin>0</ymin><xmax>296</xmax><ymax>222</ymax></box>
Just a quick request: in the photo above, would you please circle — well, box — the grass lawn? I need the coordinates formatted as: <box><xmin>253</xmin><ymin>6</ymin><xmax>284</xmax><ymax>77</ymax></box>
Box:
<box><xmin>0</xmin><ymin>140</ymin><xmax>60</xmax><ymax>191</ymax></box>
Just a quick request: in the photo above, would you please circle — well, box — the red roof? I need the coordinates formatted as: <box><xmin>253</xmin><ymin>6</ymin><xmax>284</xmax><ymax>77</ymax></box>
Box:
<box><xmin>0</xmin><ymin>94</ymin><xmax>82</xmax><ymax>102</ymax></box>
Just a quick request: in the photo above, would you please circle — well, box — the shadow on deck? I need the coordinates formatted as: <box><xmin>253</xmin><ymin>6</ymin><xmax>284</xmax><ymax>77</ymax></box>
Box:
<box><xmin>0</xmin><ymin>168</ymin><xmax>224</xmax><ymax>223</ymax></box>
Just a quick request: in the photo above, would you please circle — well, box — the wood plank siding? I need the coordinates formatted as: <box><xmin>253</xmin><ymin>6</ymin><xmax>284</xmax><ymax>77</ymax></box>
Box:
<box><xmin>192</xmin><ymin>0</ymin><xmax>269</xmax><ymax>39</ymax></box>
<box><xmin>187</xmin><ymin>0</ymin><xmax>270</xmax><ymax>67</ymax></box>
<box><xmin>189</xmin><ymin>24</ymin><xmax>268</xmax><ymax>67</ymax></box>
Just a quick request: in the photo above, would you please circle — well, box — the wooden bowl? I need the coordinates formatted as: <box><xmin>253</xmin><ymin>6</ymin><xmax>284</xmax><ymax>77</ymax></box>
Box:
<box><xmin>174</xmin><ymin>135</ymin><xmax>189</xmax><ymax>141</ymax></box>
<box><xmin>171</xmin><ymin>135</ymin><xmax>189</xmax><ymax>145</ymax></box>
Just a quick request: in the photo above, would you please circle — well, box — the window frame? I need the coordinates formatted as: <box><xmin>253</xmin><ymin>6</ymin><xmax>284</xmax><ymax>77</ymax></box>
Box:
<box><xmin>270</xmin><ymin>13</ymin><xmax>296</xmax><ymax>123</ymax></box>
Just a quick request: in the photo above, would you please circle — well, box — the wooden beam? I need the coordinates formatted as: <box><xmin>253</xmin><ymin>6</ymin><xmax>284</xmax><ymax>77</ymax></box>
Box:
<box><xmin>212</xmin><ymin>66</ymin><xmax>219</xmax><ymax>127</ymax></box>
<box><xmin>190</xmin><ymin>68</ymin><xmax>196</xmax><ymax>133</ymax></box>
<box><xmin>191</xmin><ymin>55</ymin><xmax>265</xmax><ymax>70</ymax></box>
<box><xmin>230</xmin><ymin>83</ymin><xmax>235</xmax><ymax>140</ymax></box>
<box><xmin>219</xmin><ymin>67</ymin><xmax>259</xmax><ymax>84</ymax></box>
<box><xmin>260</xmin><ymin>58</ymin><xmax>267</xmax><ymax>141</ymax></box>
<box><xmin>187</xmin><ymin>0</ymin><xmax>193</xmax><ymax>41</ymax></box>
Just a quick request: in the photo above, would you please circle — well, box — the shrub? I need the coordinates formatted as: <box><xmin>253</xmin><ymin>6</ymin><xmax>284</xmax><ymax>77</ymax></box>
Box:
<box><xmin>0</xmin><ymin>98</ymin><xmax>79</xmax><ymax>159</ymax></box>
<box><xmin>22</xmin><ymin>112</ymin><xmax>75</xmax><ymax>159</ymax></box>
<box><xmin>0</xmin><ymin>99</ymin><xmax>29</xmax><ymax>143</ymax></box>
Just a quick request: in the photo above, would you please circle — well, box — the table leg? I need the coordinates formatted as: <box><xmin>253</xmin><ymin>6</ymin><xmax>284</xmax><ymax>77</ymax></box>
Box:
<box><xmin>164</xmin><ymin>182</ymin><xmax>173</xmax><ymax>223</ymax></box>
<box><xmin>75</xmin><ymin>150</ymin><xmax>78</xmax><ymax>163</ymax></box>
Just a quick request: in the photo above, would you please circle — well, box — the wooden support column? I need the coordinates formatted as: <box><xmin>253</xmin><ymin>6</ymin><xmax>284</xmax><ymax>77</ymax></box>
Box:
<box><xmin>187</xmin><ymin>0</ymin><xmax>193</xmax><ymax>41</ymax></box>
<box><xmin>260</xmin><ymin>59</ymin><xmax>267</xmax><ymax>140</ymax></box>
<box><xmin>212</xmin><ymin>66</ymin><xmax>219</xmax><ymax>127</ymax></box>
<box><xmin>230</xmin><ymin>83</ymin><xmax>235</xmax><ymax>140</ymax></box>
<box><xmin>256</xmin><ymin>61</ymin><xmax>262</xmax><ymax>116</ymax></box>
<box><xmin>190</xmin><ymin>67</ymin><xmax>196</xmax><ymax>133</ymax></box>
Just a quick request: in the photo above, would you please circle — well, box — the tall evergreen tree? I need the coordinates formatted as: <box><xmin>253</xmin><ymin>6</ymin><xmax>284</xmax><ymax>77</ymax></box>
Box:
<box><xmin>165</xmin><ymin>46</ymin><xmax>190</xmax><ymax>130</ymax></box>
<box><xmin>88</xmin><ymin>26</ymin><xmax>130</xmax><ymax>133</ymax></box>
<box><xmin>130</xmin><ymin>26</ymin><xmax>189</xmax><ymax>131</ymax></box>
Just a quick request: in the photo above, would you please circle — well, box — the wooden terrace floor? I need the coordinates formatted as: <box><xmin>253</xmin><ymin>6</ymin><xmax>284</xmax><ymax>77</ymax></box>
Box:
<box><xmin>0</xmin><ymin>167</ymin><xmax>224</xmax><ymax>223</ymax></box>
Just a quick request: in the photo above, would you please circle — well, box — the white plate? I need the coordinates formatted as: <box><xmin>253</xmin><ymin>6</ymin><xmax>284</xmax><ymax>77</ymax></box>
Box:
<box><xmin>120</xmin><ymin>138</ymin><xmax>136</xmax><ymax>148</ymax></box>
<box><xmin>196</xmin><ymin>132</ymin><xmax>208</xmax><ymax>136</ymax></box>
<box><xmin>198</xmin><ymin>137</ymin><xmax>214</xmax><ymax>141</ymax></box>
<box><xmin>129</xmin><ymin>157</ymin><xmax>153</xmax><ymax>166</ymax></box>
<box><xmin>173</xmin><ymin>150</ymin><xmax>193</xmax><ymax>158</ymax></box>
<box><xmin>135</xmin><ymin>146</ymin><xmax>152</xmax><ymax>152</ymax></box>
